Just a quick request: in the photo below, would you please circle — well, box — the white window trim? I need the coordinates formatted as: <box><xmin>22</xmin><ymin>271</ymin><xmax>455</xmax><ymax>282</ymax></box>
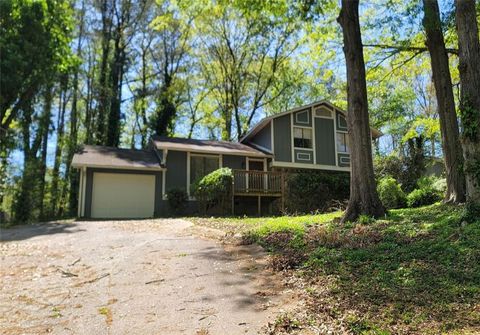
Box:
<box><xmin>314</xmin><ymin>105</ymin><xmax>334</xmax><ymax>119</ymax></box>
<box><xmin>293</xmin><ymin>126</ymin><xmax>314</xmax><ymax>150</ymax></box>
<box><xmin>333</xmin><ymin>111</ymin><xmax>339</xmax><ymax>166</ymax></box>
<box><xmin>296</xmin><ymin>152</ymin><xmax>312</xmax><ymax>162</ymax></box>
<box><xmin>336</xmin><ymin>132</ymin><xmax>349</xmax><ymax>154</ymax></box>
<box><xmin>295</xmin><ymin>109</ymin><xmax>310</xmax><ymax>125</ymax></box>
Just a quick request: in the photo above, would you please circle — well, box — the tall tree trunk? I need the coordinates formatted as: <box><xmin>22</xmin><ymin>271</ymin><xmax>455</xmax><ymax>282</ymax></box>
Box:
<box><xmin>154</xmin><ymin>73</ymin><xmax>176</xmax><ymax>136</ymax></box>
<box><xmin>51</xmin><ymin>83</ymin><xmax>68</xmax><ymax>217</ymax></box>
<box><xmin>423</xmin><ymin>0</ymin><xmax>465</xmax><ymax>203</ymax></box>
<box><xmin>338</xmin><ymin>0</ymin><xmax>385</xmax><ymax>223</ymax></box>
<box><xmin>38</xmin><ymin>87</ymin><xmax>53</xmax><ymax>220</ymax></box>
<box><xmin>106</xmin><ymin>31</ymin><xmax>124</xmax><ymax>147</ymax></box>
<box><xmin>95</xmin><ymin>0</ymin><xmax>113</xmax><ymax>145</ymax></box>
<box><xmin>455</xmin><ymin>0</ymin><xmax>480</xmax><ymax>215</ymax></box>
<box><xmin>66</xmin><ymin>0</ymin><xmax>86</xmax><ymax>216</ymax></box>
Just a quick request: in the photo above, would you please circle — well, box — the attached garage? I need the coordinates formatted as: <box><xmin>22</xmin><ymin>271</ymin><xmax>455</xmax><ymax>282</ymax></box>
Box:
<box><xmin>91</xmin><ymin>172</ymin><xmax>155</xmax><ymax>219</ymax></box>
<box><xmin>72</xmin><ymin>145</ymin><xmax>164</xmax><ymax>219</ymax></box>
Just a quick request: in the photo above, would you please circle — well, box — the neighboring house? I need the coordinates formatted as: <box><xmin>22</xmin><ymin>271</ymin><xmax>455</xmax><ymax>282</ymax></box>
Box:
<box><xmin>72</xmin><ymin>100</ymin><xmax>381</xmax><ymax>219</ymax></box>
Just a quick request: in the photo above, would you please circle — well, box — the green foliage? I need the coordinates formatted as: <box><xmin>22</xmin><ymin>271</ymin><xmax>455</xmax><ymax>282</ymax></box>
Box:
<box><xmin>193</xmin><ymin>168</ymin><xmax>233</xmax><ymax>215</ymax></box>
<box><xmin>166</xmin><ymin>188</ymin><xmax>188</xmax><ymax>215</ymax></box>
<box><xmin>406</xmin><ymin>188</ymin><xmax>442</xmax><ymax>208</ymax></box>
<box><xmin>377</xmin><ymin>176</ymin><xmax>406</xmax><ymax>209</ymax></box>
<box><xmin>0</xmin><ymin>0</ymin><xmax>74</xmax><ymax>123</ymax></box>
<box><xmin>285</xmin><ymin>171</ymin><xmax>349</xmax><ymax>214</ymax></box>
<box><xmin>374</xmin><ymin>151</ymin><xmax>426</xmax><ymax>193</ymax></box>
<box><xmin>230</xmin><ymin>204</ymin><xmax>480</xmax><ymax>333</ymax></box>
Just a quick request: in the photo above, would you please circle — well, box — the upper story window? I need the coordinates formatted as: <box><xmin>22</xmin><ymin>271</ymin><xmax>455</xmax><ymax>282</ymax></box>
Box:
<box><xmin>294</xmin><ymin>127</ymin><xmax>312</xmax><ymax>149</ymax></box>
<box><xmin>314</xmin><ymin>106</ymin><xmax>332</xmax><ymax>118</ymax></box>
<box><xmin>336</xmin><ymin>132</ymin><xmax>349</xmax><ymax>153</ymax></box>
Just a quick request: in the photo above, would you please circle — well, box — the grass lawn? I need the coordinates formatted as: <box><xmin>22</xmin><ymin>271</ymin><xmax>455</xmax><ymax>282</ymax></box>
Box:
<box><xmin>192</xmin><ymin>204</ymin><xmax>480</xmax><ymax>334</ymax></box>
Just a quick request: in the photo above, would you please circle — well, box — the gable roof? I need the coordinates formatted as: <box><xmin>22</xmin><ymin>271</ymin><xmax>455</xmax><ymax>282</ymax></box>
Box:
<box><xmin>151</xmin><ymin>135</ymin><xmax>271</xmax><ymax>157</ymax></box>
<box><xmin>72</xmin><ymin>145</ymin><xmax>163</xmax><ymax>170</ymax></box>
<box><xmin>240</xmin><ymin>100</ymin><xmax>382</xmax><ymax>143</ymax></box>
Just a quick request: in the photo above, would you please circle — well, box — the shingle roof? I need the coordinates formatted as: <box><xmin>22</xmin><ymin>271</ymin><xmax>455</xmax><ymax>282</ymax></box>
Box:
<box><xmin>151</xmin><ymin>136</ymin><xmax>270</xmax><ymax>157</ymax></box>
<box><xmin>72</xmin><ymin>145</ymin><xmax>163</xmax><ymax>170</ymax></box>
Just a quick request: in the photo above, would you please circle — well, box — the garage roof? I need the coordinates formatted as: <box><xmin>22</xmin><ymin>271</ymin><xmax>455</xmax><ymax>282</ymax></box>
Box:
<box><xmin>151</xmin><ymin>136</ymin><xmax>271</xmax><ymax>157</ymax></box>
<box><xmin>72</xmin><ymin>145</ymin><xmax>163</xmax><ymax>170</ymax></box>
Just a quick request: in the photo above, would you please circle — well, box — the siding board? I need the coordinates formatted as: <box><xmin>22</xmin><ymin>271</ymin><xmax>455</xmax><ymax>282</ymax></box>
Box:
<box><xmin>315</xmin><ymin>118</ymin><xmax>336</xmax><ymax>166</ymax></box>
<box><xmin>273</xmin><ymin>114</ymin><xmax>292</xmax><ymax>162</ymax></box>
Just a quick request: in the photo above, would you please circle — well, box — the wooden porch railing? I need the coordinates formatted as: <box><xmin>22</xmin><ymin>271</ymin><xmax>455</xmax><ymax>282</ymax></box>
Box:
<box><xmin>232</xmin><ymin>169</ymin><xmax>284</xmax><ymax>196</ymax></box>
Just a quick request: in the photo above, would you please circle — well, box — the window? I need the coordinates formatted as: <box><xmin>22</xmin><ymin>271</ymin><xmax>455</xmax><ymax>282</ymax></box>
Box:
<box><xmin>294</xmin><ymin>127</ymin><xmax>312</xmax><ymax>148</ymax></box>
<box><xmin>336</xmin><ymin>132</ymin><xmax>349</xmax><ymax>153</ymax></box>
<box><xmin>314</xmin><ymin>106</ymin><xmax>332</xmax><ymax>118</ymax></box>
<box><xmin>190</xmin><ymin>155</ymin><xmax>219</xmax><ymax>190</ymax></box>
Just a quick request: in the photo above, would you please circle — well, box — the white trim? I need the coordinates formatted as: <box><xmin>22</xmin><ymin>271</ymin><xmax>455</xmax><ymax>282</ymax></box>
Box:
<box><xmin>240</xmin><ymin>100</ymin><xmax>382</xmax><ymax>144</ymax></box>
<box><xmin>292</xmin><ymin>126</ymin><xmax>313</xmax><ymax>150</ymax></box>
<box><xmin>294</xmin><ymin>147</ymin><xmax>313</xmax><ymax>151</ymax></box>
<box><xmin>72</xmin><ymin>164</ymin><xmax>165</xmax><ymax>171</ymax></box>
<box><xmin>271</xmin><ymin>161</ymin><xmax>350</xmax><ymax>172</ymax></box>
<box><xmin>292</xmin><ymin>124</ymin><xmax>312</xmax><ymax>129</ymax></box>
<box><xmin>296</xmin><ymin>152</ymin><xmax>312</xmax><ymax>162</ymax></box>
<box><xmin>290</xmin><ymin>113</ymin><xmax>295</xmax><ymax>162</ymax></box>
<box><xmin>294</xmin><ymin>109</ymin><xmax>310</xmax><ymax>125</ymax></box>
<box><xmin>312</xmin><ymin>119</ymin><xmax>317</xmax><ymax>164</ymax></box>
<box><xmin>80</xmin><ymin>167</ymin><xmax>87</xmax><ymax>217</ymax></box>
<box><xmin>313</xmin><ymin>105</ymin><xmax>334</xmax><ymax>119</ymax></box>
<box><xmin>339</xmin><ymin>155</ymin><xmax>351</xmax><ymax>165</ymax></box>
<box><xmin>77</xmin><ymin>168</ymin><xmax>83</xmax><ymax>217</ymax></box>
<box><xmin>153</xmin><ymin>145</ymin><xmax>270</xmax><ymax>158</ymax></box>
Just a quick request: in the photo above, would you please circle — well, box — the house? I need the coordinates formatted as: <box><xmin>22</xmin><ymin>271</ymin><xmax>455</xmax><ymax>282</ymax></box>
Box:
<box><xmin>72</xmin><ymin>100</ymin><xmax>381</xmax><ymax>219</ymax></box>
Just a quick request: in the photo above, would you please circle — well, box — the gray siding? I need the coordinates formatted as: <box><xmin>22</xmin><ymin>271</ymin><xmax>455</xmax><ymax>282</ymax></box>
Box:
<box><xmin>84</xmin><ymin>168</ymin><xmax>163</xmax><ymax>218</ymax></box>
<box><xmin>165</xmin><ymin>150</ymin><xmax>187</xmax><ymax>192</ymax></box>
<box><xmin>315</xmin><ymin>117</ymin><xmax>336</xmax><ymax>166</ymax></box>
<box><xmin>249</xmin><ymin>124</ymin><xmax>272</xmax><ymax>150</ymax></box>
<box><xmin>273</xmin><ymin>114</ymin><xmax>292</xmax><ymax>162</ymax></box>
<box><xmin>294</xmin><ymin>149</ymin><xmax>314</xmax><ymax>164</ymax></box>
<box><xmin>223</xmin><ymin>155</ymin><xmax>246</xmax><ymax>170</ymax></box>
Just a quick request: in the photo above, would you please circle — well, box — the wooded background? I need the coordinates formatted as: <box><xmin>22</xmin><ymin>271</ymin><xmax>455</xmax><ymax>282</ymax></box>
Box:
<box><xmin>1</xmin><ymin>0</ymin><xmax>479</xmax><ymax>223</ymax></box>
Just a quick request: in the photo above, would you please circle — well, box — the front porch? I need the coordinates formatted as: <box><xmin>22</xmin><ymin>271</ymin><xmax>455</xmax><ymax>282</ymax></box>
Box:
<box><xmin>231</xmin><ymin>169</ymin><xmax>285</xmax><ymax>215</ymax></box>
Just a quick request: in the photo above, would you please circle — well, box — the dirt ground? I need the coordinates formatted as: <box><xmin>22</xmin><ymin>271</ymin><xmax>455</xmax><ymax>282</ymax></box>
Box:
<box><xmin>0</xmin><ymin>219</ymin><xmax>295</xmax><ymax>335</ymax></box>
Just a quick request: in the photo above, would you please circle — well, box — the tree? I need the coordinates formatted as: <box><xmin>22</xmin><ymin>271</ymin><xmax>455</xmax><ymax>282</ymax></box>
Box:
<box><xmin>149</xmin><ymin>0</ymin><xmax>191</xmax><ymax>136</ymax></box>
<box><xmin>337</xmin><ymin>0</ymin><xmax>385</xmax><ymax>222</ymax></box>
<box><xmin>422</xmin><ymin>0</ymin><xmax>465</xmax><ymax>203</ymax></box>
<box><xmin>455</xmin><ymin>0</ymin><xmax>480</xmax><ymax>216</ymax></box>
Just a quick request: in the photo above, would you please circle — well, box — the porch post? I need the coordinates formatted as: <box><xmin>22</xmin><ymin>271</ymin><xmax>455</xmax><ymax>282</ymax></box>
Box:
<box><xmin>257</xmin><ymin>195</ymin><xmax>261</xmax><ymax>216</ymax></box>
<box><xmin>281</xmin><ymin>171</ymin><xmax>285</xmax><ymax>213</ymax></box>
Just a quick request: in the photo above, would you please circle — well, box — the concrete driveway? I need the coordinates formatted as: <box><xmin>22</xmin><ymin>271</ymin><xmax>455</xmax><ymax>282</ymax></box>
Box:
<box><xmin>0</xmin><ymin>219</ymin><xmax>289</xmax><ymax>334</ymax></box>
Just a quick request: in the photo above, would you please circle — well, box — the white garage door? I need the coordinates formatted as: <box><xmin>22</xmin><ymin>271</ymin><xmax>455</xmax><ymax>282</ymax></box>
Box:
<box><xmin>91</xmin><ymin>172</ymin><xmax>155</xmax><ymax>219</ymax></box>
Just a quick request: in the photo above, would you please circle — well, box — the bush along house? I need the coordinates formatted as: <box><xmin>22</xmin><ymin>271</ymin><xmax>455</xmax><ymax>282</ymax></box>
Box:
<box><xmin>72</xmin><ymin>100</ymin><xmax>382</xmax><ymax>219</ymax></box>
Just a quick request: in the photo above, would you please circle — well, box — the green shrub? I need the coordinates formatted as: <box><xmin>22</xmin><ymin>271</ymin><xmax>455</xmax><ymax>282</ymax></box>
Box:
<box><xmin>166</xmin><ymin>188</ymin><xmax>188</xmax><ymax>215</ymax></box>
<box><xmin>377</xmin><ymin>176</ymin><xmax>406</xmax><ymax>209</ymax></box>
<box><xmin>406</xmin><ymin>187</ymin><xmax>442</xmax><ymax>208</ymax></box>
<box><xmin>285</xmin><ymin>171</ymin><xmax>349</xmax><ymax>214</ymax></box>
<box><xmin>193</xmin><ymin>167</ymin><xmax>233</xmax><ymax>215</ymax></box>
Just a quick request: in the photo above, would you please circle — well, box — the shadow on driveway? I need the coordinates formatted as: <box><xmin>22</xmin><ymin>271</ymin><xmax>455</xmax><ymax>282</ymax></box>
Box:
<box><xmin>0</xmin><ymin>222</ymin><xmax>85</xmax><ymax>242</ymax></box>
